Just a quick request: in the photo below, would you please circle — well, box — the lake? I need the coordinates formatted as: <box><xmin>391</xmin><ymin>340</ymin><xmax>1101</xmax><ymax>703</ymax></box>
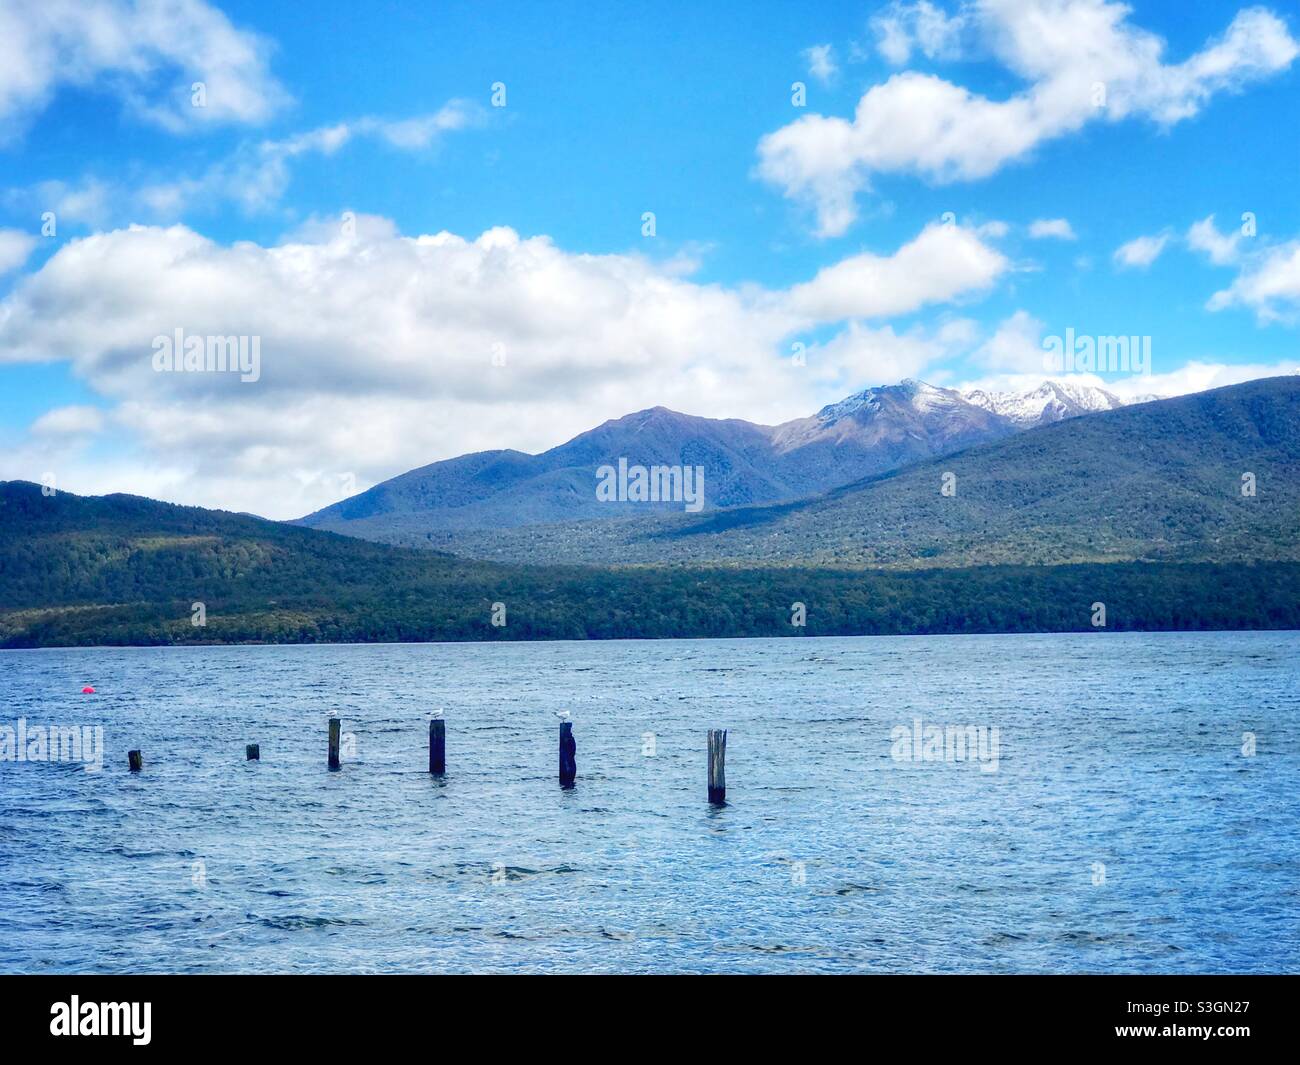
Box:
<box><xmin>1</xmin><ymin>632</ymin><xmax>1297</xmax><ymax>974</ymax></box>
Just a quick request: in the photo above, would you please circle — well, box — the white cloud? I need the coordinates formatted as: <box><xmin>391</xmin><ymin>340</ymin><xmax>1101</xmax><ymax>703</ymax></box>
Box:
<box><xmin>973</xmin><ymin>309</ymin><xmax>1046</xmax><ymax>372</ymax></box>
<box><xmin>803</xmin><ymin>44</ymin><xmax>838</xmax><ymax>85</ymax></box>
<box><xmin>0</xmin><ymin>228</ymin><xmax>36</xmax><ymax>274</ymax></box>
<box><xmin>758</xmin><ymin>1</ymin><xmax>1298</xmax><ymax>236</ymax></box>
<box><xmin>1107</xmin><ymin>359</ymin><xmax>1300</xmax><ymax>399</ymax></box>
<box><xmin>142</xmin><ymin>103</ymin><xmax>482</xmax><ymax>216</ymax></box>
<box><xmin>0</xmin><ymin>0</ymin><xmax>289</xmax><ymax>140</ymax></box>
<box><xmin>3</xmin><ymin>178</ymin><xmax>115</xmax><ymax>230</ymax></box>
<box><xmin>0</xmin><ymin>218</ymin><xmax>1008</xmax><ymax>517</ymax></box>
<box><xmin>5</xmin><ymin>103</ymin><xmax>481</xmax><ymax>226</ymax></box>
<box><xmin>1113</xmin><ymin>232</ymin><xmax>1169</xmax><ymax>269</ymax></box>
<box><xmin>872</xmin><ymin>16</ymin><xmax>913</xmax><ymax>66</ymax></box>
<box><xmin>1028</xmin><ymin>218</ymin><xmax>1076</xmax><ymax>240</ymax></box>
<box><xmin>30</xmin><ymin>405</ymin><xmax>105</xmax><ymax>435</ymax></box>
<box><xmin>788</xmin><ymin>222</ymin><xmax>1008</xmax><ymax>319</ymax></box>
<box><xmin>1187</xmin><ymin>214</ymin><xmax>1244</xmax><ymax>265</ymax></box>
<box><xmin>871</xmin><ymin>1</ymin><xmax>968</xmax><ymax>66</ymax></box>
<box><xmin>804</xmin><ymin>317</ymin><xmax>978</xmax><ymax>393</ymax></box>
<box><xmin>1207</xmin><ymin>241</ymin><xmax>1300</xmax><ymax>322</ymax></box>
<box><xmin>38</xmin><ymin>179</ymin><xmax>113</xmax><ymax>227</ymax></box>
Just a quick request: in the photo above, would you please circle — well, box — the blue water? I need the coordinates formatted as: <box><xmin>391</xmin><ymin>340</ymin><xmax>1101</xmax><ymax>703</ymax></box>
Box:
<box><xmin>0</xmin><ymin>632</ymin><xmax>1297</xmax><ymax>974</ymax></box>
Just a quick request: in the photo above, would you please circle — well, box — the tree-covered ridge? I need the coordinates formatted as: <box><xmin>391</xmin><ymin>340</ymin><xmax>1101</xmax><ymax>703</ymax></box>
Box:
<box><xmin>2</xmin><ymin>481</ymin><xmax>1298</xmax><ymax>646</ymax></box>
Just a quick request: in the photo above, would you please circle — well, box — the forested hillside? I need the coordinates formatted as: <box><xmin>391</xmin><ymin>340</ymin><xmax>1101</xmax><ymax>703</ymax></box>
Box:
<box><xmin>3</xmin><ymin>481</ymin><xmax>1298</xmax><ymax>646</ymax></box>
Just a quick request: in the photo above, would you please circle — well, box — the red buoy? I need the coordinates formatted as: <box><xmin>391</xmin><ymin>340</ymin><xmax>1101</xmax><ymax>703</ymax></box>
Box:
<box><xmin>81</xmin><ymin>686</ymin><xmax>95</xmax><ymax>694</ymax></box>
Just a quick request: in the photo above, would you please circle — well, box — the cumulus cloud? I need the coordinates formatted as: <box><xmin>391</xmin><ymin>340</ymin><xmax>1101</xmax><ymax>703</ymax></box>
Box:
<box><xmin>1187</xmin><ymin>214</ymin><xmax>1245</xmax><ymax>265</ymax></box>
<box><xmin>0</xmin><ymin>0</ymin><xmax>289</xmax><ymax>140</ymax></box>
<box><xmin>1113</xmin><ymin>232</ymin><xmax>1169</xmax><ymax>269</ymax></box>
<box><xmin>0</xmin><ymin>228</ymin><xmax>36</xmax><ymax>274</ymax></box>
<box><xmin>1107</xmin><ymin>359</ymin><xmax>1300</xmax><ymax>399</ymax></box>
<box><xmin>1207</xmin><ymin>241</ymin><xmax>1300</xmax><ymax>322</ymax></box>
<box><xmin>803</xmin><ymin>44</ymin><xmax>838</xmax><ymax>85</ymax></box>
<box><xmin>871</xmin><ymin>1</ymin><xmax>969</xmax><ymax>66</ymax></box>
<box><xmin>758</xmin><ymin>1</ymin><xmax>1297</xmax><ymax>236</ymax></box>
<box><xmin>30</xmin><ymin>405</ymin><xmax>106</xmax><ymax>436</ymax></box>
<box><xmin>9</xmin><ymin>178</ymin><xmax>114</xmax><ymax>229</ymax></box>
<box><xmin>803</xmin><ymin>317</ymin><xmax>978</xmax><ymax>394</ymax></box>
<box><xmin>973</xmin><ymin>309</ymin><xmax>1046</xmax><ymax>372</ymax></box>
<box><xmin>0</xmin><ymin>217</ymin><xmax>1009</xmax><ymax>517</ymax></box>
<box><xmin>1028</xmin><ymin>218</ymin><xmax>1076</xmax><ymax>240</ymax></box>
<box><xmin>787</xmin><ymin>222</ymin><xmax>1008</xmax><ymax>319</ymax></box>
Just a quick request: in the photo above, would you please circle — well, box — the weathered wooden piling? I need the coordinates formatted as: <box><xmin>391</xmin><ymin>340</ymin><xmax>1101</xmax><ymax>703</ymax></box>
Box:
<box><xmin>558</xmin><ymin>721</ymin><xmax>576</xmax><ymax>789</ymax></box>
<box><xmin>127</xmin><ymin>749</ymin><xmax>143</xmax><ymax>773</ymax></box>
<box><xmin>707</xmin><ymin>729</ymin><xmax>727</xmax><ymax>805</ymax></box>
<box><xmin>328</xmin><ymin>716</ymin><xmax>341</xmax><ymax>770</ymax></box>
<box><xmin>246</xmin><ymin>743</ymin><xmax>260</xmax><ymax>761</ymax></box>
<box><xmin>429</xmin><ymin>718</ymin><xmax>446</xmax><ymax>775</ymax></box>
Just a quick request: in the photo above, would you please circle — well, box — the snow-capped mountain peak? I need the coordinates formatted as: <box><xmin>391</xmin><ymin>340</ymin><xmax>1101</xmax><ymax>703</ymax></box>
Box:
<box><xmin>963</xmin><ymin>380</ymin><xmax>1130</xmax><ymax>429</ymax></box>
<box><xmin>899</xmin><ymin>378</ymin><xmax>969</xmax><ymax>414</ymax></box>
<box><xmin>813</xmin><ymin>379</ymin><xmax>967</xmax><ymax>424</ymax></box>
<box><xmin>810</xmin><ymin>378</ymin><xmax>1150</xmax><ymax>434</ymax></box>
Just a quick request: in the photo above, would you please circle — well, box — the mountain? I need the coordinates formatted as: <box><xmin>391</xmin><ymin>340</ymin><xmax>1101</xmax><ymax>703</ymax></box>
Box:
<box><xmin>3</xmin><ymin>479</ymin><xmax>1298</xmax><ymax>647</ymax></box>
<box><xmin>767</xmin><ymin>379</ymin><xmax>1015</xmax><ymax>490</ymax></box>
<box><xmin>298</xmin><ymin>377</ymin><xmax>1129</xmax><ymax>547</ymax></box>
<box><xmin>963</xmin><ymin>379</ymin><xmax>1129</xmax><ymax>428</ymax></box>
<box><xmin>407</xmin><ymin>376</ymin><xmax>1300</xmax><ymax>568</ymax></box>
<box><xmin>302</xmin><ymin>407</ymin><xmax>789</xmax><ymax>540</ymax></box>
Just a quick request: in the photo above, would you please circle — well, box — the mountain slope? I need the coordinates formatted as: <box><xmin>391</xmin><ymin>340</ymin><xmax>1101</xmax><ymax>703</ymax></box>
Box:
<box><xmin>298</xmin><ymin>378</ymin><xmax>1124</xmax><ymax>546</ymax></box>
<box><xmin>416</xmin><ymin>376</ymin><xmax>1300</xmax><ymax>567</ymax></box>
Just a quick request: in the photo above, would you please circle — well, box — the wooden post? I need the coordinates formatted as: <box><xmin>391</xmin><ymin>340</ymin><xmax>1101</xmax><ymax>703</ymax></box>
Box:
<box><xmin>328</xmin><ymin>716</ymin><xmax>341</xmax><ymax>770</ymax></box>
<box><xmin>127</xmin><ymin>749</ymin><xmax>143</xmax><ymax>773</ymax></box>
<box><xmin>246</xmin><ymin>744</ymin><xmax>260</xmax><ymax>761</ymax></box>
<box><xmin>429</xmin><ymin>718</ymin><xmax>445</xmax><ymax>775</ymax></box>
<box><xmin>707</xmin><ymin>729</ymin><xmax>727</xmax><ymax>805</ymax></box>
<box><xmin>558</xmin><ymin>721</ymin><xmax>576</xmax><ymax>789</ymax></box>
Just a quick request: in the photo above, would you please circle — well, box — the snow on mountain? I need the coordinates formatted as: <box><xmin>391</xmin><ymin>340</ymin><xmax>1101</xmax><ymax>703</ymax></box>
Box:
<box><xmin>823</xmin><ymin>378</ymin><xmax>1138</xmax><ymax>435</ymax></box>
<box><xmin>806</xmin><ymin>379</ymin><xmax>971</xmax><ymax>425</ymax></box>
<box><xmin>963</xmin><ymin>380</ymin><xmax>1129</xmax><ymax>429</ymax></box>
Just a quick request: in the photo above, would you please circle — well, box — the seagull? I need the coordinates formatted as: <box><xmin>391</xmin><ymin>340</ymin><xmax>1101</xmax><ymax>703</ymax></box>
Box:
<box><xmin>554</xmin><ymin>710</ymin><xmax>571</xmax><ymax>722</ymax></box>
<box><xmin>431</xmin><ymin>709</ymin><xmax>444</xmax><ymax>720</ymax></box>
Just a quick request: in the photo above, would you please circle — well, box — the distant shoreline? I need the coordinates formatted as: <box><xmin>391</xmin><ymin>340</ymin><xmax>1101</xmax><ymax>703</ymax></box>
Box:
<box><xmin>3</xmin><ymin>625</ymin><xmax>1299</xmax><ymax>653</ymax></box>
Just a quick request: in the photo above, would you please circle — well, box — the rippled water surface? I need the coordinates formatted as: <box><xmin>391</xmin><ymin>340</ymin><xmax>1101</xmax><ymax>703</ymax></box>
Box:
<box><xmin>1</xmin><ymin>632</ymin><xmax>1297</xmax><ymax>973</ymax></box>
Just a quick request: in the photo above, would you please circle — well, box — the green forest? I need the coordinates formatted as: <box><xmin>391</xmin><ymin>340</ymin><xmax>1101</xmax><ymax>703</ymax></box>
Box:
<box><xmin>3</xmin><ymin>480</ymin><xmax>1298</xmax><ymax>647</ymax></box>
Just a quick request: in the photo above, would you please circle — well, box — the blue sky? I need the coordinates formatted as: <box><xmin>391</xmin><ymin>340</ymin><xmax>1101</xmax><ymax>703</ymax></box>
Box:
<box><xmin>1</xmin><ymin>0</ymin><xmax>1298</xmax><ymax>517</ymax></box>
